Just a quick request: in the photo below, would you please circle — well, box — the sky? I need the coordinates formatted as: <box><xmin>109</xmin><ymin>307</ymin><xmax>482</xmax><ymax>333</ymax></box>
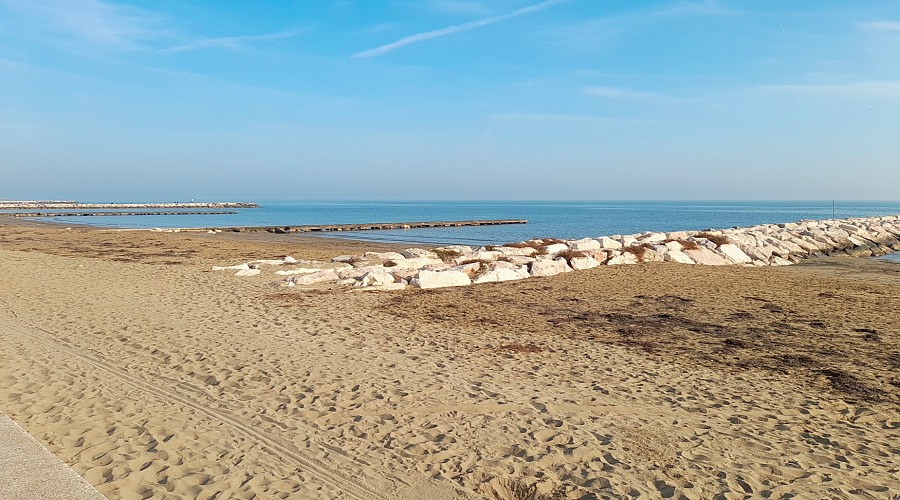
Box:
<box><xmin>1</xmin><ymin>0</ymin><xmax>899</xmax><ymax>201</ymax></box>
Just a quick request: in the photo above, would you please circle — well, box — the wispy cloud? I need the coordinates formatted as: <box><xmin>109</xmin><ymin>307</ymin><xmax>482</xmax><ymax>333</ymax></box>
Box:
<box><xmin>858</xmin><ymin>21</ymin><xmax>900</xmax><ymax>32</ymax></box>
<box><xmin>353</xmin><ymin>0</ymin><xmax>568</xmax><ymax>58</ymax></box>
<box><xmin>762</xmin><ymin>81</ymin><xmax>900</xmax><ymax>98</ymax></box>
<box><xmin>0</xmin><ymin>0</ymin><xmax>167</xmax><ymax>48</ymax></box>
<box><xmin>543</xmin><ymin>0</ymin><xmax>732</xmax><ymax>53</ymax></box>
<box><xmin>582</xmin><ymin>86</ymin><xmax>669</xmax><ymax>100</ymax></box>
<box><xmin>490</xmin><ymin>112</ymin><xmax>662</xmax><ymax>124</ymax></box>
<box><xmin>162</xmin><ymin>30</ymin><xmax>305</xmax><ymax>54</ymax></box>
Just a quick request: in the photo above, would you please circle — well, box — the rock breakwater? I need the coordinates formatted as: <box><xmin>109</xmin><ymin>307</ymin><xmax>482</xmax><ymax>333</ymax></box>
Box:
<box><xmin>0</xmin><ymin>201</ymin><xmax>258</xmax><ymax>209</ymax></box>
<box><xmin>211</xmin><ymin>215</ymin><xmax>900</xmax><ymax>290</ymax></box>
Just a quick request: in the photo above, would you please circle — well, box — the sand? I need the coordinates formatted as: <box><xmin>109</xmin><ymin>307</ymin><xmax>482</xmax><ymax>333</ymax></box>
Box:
<box><xmin>0</xmin><ymin>220</ymin><xmax>898</xmax><ymax>499</ymax></box>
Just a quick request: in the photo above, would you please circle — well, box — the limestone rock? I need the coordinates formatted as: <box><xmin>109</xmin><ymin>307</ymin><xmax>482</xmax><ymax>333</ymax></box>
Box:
<box><xmin>448</xmin><ymin>263</ymin><xmax>482</xmax><ymax>277</ymax></box>
<box><xmin>639</xmin><ymin>248</ymin><xmax>665</xmax><ymax>262</ymax></box>
<box><xmin>387</xmin><ymin>268</ymin><xmax>418</xmax><ymax>281</ymax></box>
<box><xmin>684</xmin><ymin>247</ymin><xmax>731</xmax><ymax>266</ymax></box>
<box><xmin>275</xmin><ymin>268</ymin><xmax>322</xmax><ymax>276</ymax></box>
<box><xmin>607</xmin><ymin>252</ymin><xmax>639</xmax><ymax>266</ymax></box>
<box><xmin>717</xmin><ymin>244</ymin><xmax>752</xmax><ymax>264</ymax></box>
<box><xmin>569</xmin><ymin>256</ymin><xmax>601</xmax><ymax>270</ymax></box>
<box><xmin>385</xmin><ymin>257</ymin><xmax>444</xmax><ymax>270</ymax></box>
<box><xmin>494</xmin><ymin>246</ymin><xmax>537</xmax><ymax>257</ymax></box>
<box><xmin>401</xmin><ymin>248</ymin><xmax>439</xmax><ymax>259</ymax></box>
<box><xmin>664</xmin><ymin>240</ymin><xmax>683</xmax><ymax>252</ymax></box>
<box><xmin>530</xmin><ymin>259</ymin><xmax>573</xmax><ymax>277</ymax></box>
<box><xmin>234</xmin><ymin>268</ymin><xmax>261</xmax><ymax>277</ymax></box>
<box><xmin>292</xmin><ymin>270</ymin><xmax>340</xmax><ymax>285</ymax></box>
<box><xmin>339</xmin><ymin>267</ymin><xmax>372</xmax><ymax>280</ymax></box>
<box><xmin>585</xmin><ymin>249</ymin><xmax>609</xmax><ymax>263</ymax></box>
<box><xmin>421</xmin><ymin>263</ymin><xmax>453</xmax><ymax>272</ymax></box>
<box><xmin>641</xmin><ymin>232</ymin><xmax>667</xmax><ymax>244</ymax></box>
<box><xmin>666</xmin><ymin>231</ymin><xmax>692</xmax><ymax>240</ymax></box>
<box><xmin>473</xmin><ymin>266</ymin><xmax>530</xmax><ymax>284</ymax></box>
<box><xmin>567</xmin><ymin>238</ymin><xmax>602</xmax><ymax>252</ymax></box>
<box><xmin>597</xmin><ymin>237</ymin><xmax>623</xmax><ymax>250</ymax></box>
<box><xmin>433</xmin><ymin>245</ymin><xmax>473</xmax><ymax>257</ymax></box>
<box><xmin>453</xmin><ymin>251</ymin><xmax>502</xmax><ymax>264</ymax></box>
<box><xmin>412</xmin><ymin>270</ymin><xmax>472</xmax><ymax>289</ymax></box>
<box><xmin>360</xmin><ymin>270</ymin><xmax>396</xmax><ymax>287</ymax></box>
<box><xmin>542</xmin><ymin>243</ymin><xmax>569</xmax><ymax>256</ymax></box>
<box><xmin>503</xmin><ymin>255</ymin><xmax>537</xmax><ymax>266</ymax></box>
<box><xmin>365</xmin><ymin>251</ymin><xmax>406</xmax><ymax>261</ymax></box>
<box><xmin>664</xmin><ymin>250</ymin><xmax>695</xmax><ymax>264</ymax></box>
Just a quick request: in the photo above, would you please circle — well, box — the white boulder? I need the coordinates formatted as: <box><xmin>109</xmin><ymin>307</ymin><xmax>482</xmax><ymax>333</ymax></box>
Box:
<box><xmin>717</xmin><ymin>244</ymin><xmax>752</xmax><ymax>264</ymax></box>
<box><xmin>448</xmin><ymin>262</ymin><xmax>482</xmax><ymax>277</ymax></box>
<box><xmin>433</xmin><ymin>245</ymin><xmax>473</xmax><ymax>257</ymax></box>
<box><xmin>664</xmin><ymin>250</ymin><xmax>694</xmax><ymax>264</ymax></box>
<box><xmin>359</xmin><ymin>270</ymin><xmax>396</xmax><ymax>287</ymax></box>
<box><xmin>401</xmin><ymin>248</ymin><xmax>439</xmax><ymax>259</ymax></box>
<box><xmin>385</xmin><ymin>257</ymin><xmax>444</xmax><ymax>269</ymax></box>
<box><xmin>567</xmin><ymin>238</ymin><xmax>602</xmax><ymax>252</ymax></box>
<box><xmin>502</xmin><ymin>255</ymin><xmax>537</xmax><ymax>266</ymax></box>
<box><xmin>542</xmin><ymin>243</ymin><xmax>569</xmax><ymax>256</ymax></box>
<box><xmin>494</xmin><ymin>246</ymin><xmax>537</xmax><ymax>257</ymax></box>
<box><xmin>597</xmin><ymin>237</ymin><xmax>623</xmax><ymax>250</ymax></box>
<box><xmin>453</xmin><ymin>251</ymin><xmax>502</xmax><ymax>264</ymax></box>
<box><xmin>412</xmin><ymin>270</ymin><xmax>472</xmax><ymax>289</ymax></box>
<box><xmin>234</xmin><ymin>268</ymin><xmax>261</xmax><ymax>277</ymax></box>
<box><xmin>569</xmin><ymin>256</ymin><xmax>601</xmax><ymax>270</ymax></box>
<box><xmin>684</xmin><ymin>247</ymin><xmax>731</xmax><ymax>266</ymax></box>
<box><xmin>275</xmin><ymin>268</ymin><xmax>322</xmax><ymax>276</ymax></box>
<box><xmin>364</xmin><ymin>251</ymin><xmax>406</xmax><ymax>261</ymax></box>
<box><xmin>473</xmin><ymin>266</ymin><xmax>530</xmax><ymax>284</ymax></box>
<box><xmin>292</xmin><ymin>270</ymin><xmax>340</xmax><ymax>285</ymax></box>
<box><xmin>530</xmin><ymin>259</ymin><xmax>573</xmax><ymax>277</ymax></box>
<box><xmin>607</xmin><ymin>252</ymin><xmax>639</xmax><ymax>265</ymax></box>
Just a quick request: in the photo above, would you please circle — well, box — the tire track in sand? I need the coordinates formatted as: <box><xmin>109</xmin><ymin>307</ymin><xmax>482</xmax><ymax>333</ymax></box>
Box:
<box><xmin>1</xmin><ymin>316</ymin><xmax>392</xmax><ymax>500</ymax></box>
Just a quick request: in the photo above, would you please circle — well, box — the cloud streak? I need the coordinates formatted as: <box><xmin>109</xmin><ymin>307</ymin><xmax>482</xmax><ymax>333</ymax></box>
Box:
<box><xmin>582</xmin><ymin>86</ymin><xmax>669</xmax><ymax>100</ymax></box>
<box><xmin>353</xmin><ymin>0</ymin><xmax>567</xmax><ymax>58</ymax></box>
<box><xmin>762</xmin><ymin>81</ymin><xmax>900</xmax><ymax>98</ymax></box>
<box><xmin>0</xmin><ymin>0</ymin><xmax>166</xmax><ymax>48</ymax></box>
<box><xmin>162</xmin><ymin>30</ymin><xmax>305</xmax><ymax>54</ymax></box>
<box><xmin>858</xmin><ymin>20</ymin><xmax>900</xmax><ymax>32</ymax></box>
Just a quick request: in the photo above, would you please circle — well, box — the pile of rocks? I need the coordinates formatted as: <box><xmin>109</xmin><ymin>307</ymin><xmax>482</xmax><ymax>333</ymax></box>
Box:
<box><xmin>210</xmin><ymin>215</ymin><xmax>900</xmax><ymax>290</ymax></box>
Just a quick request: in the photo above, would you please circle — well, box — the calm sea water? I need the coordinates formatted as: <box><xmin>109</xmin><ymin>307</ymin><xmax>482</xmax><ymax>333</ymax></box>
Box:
<box><xmin>12</xmin><ymin>200</ymin><xmax>900</xmax><ymax>246</ymax></box>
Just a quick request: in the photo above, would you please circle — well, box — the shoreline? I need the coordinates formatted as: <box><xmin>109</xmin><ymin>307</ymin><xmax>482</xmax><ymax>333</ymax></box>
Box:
<box><xmin>203</xmin><ymin>213</ymin><xmax>900</xmax><ymax>291</ymax></box>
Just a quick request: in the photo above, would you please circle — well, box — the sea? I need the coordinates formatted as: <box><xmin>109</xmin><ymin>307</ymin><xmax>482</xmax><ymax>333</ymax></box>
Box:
<box><xmin>10</xmin><ymin>200</ymin><xmax>900</xmax><ymax>247</ymax></box>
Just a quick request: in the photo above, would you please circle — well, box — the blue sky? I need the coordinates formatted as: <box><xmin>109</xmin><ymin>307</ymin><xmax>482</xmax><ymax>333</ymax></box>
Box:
<box><xmin>1</xmin><ymin>0</ymin><xmax>898</xmax><ymax>201</ymax></box>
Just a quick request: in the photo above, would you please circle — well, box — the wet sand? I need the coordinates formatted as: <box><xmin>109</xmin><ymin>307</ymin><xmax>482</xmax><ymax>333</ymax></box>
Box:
<box><xmin>0</xmin><ymin>219</ymin><xmax>898</xmax><ymax>498</ymax></box>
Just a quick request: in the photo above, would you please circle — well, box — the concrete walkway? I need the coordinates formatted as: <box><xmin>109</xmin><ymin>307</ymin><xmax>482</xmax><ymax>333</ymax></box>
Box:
<box><xmin>0</xmin><ymin>413</ymin><xmax>105</xmax><ymax>500</ymax></box>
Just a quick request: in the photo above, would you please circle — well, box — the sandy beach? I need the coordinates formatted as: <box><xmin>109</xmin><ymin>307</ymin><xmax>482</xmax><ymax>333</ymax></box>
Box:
<box><xmin>1</xmin><ymin>219</ymin><xmax>898</xmax><ymax>499</ymax></box>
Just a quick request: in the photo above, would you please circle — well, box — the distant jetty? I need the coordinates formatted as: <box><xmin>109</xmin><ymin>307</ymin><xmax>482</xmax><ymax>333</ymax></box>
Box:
<box><xmin>5</xmin><ymin>211</ymin><xmax>237</xmax><ymax>218</ymax></box>
<box><xmin>0</xmin><ymin>201</ymin><xmax>258</xmax><ymax>210</ymax></box>
<box><xmin>154</xmin><ymin>219</ymin><xmax>528</xmax><ymax>234</ymax></box>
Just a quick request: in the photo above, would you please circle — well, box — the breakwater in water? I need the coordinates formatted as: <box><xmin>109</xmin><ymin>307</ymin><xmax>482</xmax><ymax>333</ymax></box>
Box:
<box><xmin>209</xmin><ymin>214</ymin><xmax>900</xmax><ymax>290</ymax></box>
<box><xmin>0</xmin><ymin>201</ymin><xmax>258</xmax><ymax>209</ymax></box>
<box><xmin>151</xmin><ymin>219</ymin><xmax>527</xmax><ymax>234</ymax></box>
<box><xmin>6</xmin><ymin>211</ymin><xmax>238</xmax><ymax>218</ymax></box>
